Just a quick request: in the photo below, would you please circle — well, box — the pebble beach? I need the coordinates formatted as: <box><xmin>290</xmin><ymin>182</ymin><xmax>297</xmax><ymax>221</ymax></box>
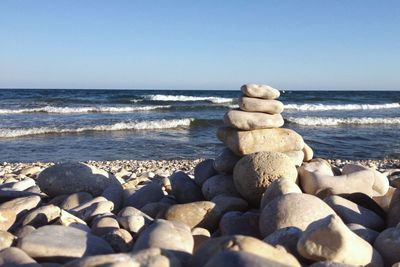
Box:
<box><xmin>1</xmin><ymin>84</ymin><xmax>400</xmax><ymax>267</ymax></box>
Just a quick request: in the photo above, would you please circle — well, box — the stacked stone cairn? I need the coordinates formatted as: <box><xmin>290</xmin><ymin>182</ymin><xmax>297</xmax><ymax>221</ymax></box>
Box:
<box><xmin>0</xmin><ymin>84</ymin><xmax>399</xmax><ymax>266</ymax></box>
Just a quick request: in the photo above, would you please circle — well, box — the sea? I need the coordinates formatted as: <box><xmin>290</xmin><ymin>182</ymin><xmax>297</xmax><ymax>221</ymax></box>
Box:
<box><xmin>0</xmin><ymin>89</ymin><xmax>399</xmax><ymax>162</ymax></box>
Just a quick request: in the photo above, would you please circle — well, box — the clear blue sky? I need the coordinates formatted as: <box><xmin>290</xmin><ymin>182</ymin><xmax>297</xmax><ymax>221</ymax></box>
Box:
<box><xmin>0</xmin><ymin>1</ymin><xmax>399</xmax><ymax>90</ymax></box>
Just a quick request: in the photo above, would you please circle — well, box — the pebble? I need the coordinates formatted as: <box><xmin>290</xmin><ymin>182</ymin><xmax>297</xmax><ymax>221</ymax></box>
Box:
<box><xmin>259</xmin><ymin>193</ymin><xmax>336</xmax><ymax>237</ymax></box>
<box><xmin>124</xmin><ymin>182</ymin><xmax>164</xmax><ymax>209</ymax></box>
<box><xmin>217</xmin><ymin>127</ymin><xmax>305</xmax><ymax>156</ymax></box>
<box><xmin>297</xmin><ymin>214</ymin><xmax>383</xmax><ymax>266</ymax></box>
<box><xmin>17</xmin><ymin>225</ymin><xmax>114</xmax><ymax>263</ymax></box>
<box><xmin>213</xmin><ymin>147</ymin><xmax>242</xmax><ymax>174</ymax></box>
<box><xmin>193</xmin><ymin>159</ymin><xmax>217</xmax><ymax>186</ymax></box>
<box><xmin>37</xmin><ymin>162</ymin><xmax>121</xmax><ymax>197</ymax></box>
<box><xmin>133</xmin><ymin>219</ymin><xmax>194</xmax><ymax>258</ymax></box>
<box><xmin>190</xmin><ymin>235</ymin><xmax>301</xmax><ymax>267</ymax></box>
<box><xmin>0</xmin><ymin>247</ymin><xmax>40</xmax><ymax>266</ymax></box>
<box><xmin>373</xmin><ymin>224</ymin><xmax>400</xmax><ymax>266</ymax></box>
<box><xmin>223</xmin><ymin>110</ymin><xmax>284</xmax><ymax>130</ymax></box>
<box><xmin>0</xmin><ymin>230</ymin><xmax>16</xmax><ymax>250</ymax></box>
<box><xmin>233</xmin><ymin>151</ymin><xmax>298</xmax><ymax>206</ymax></box>
<box><xmin>61</xmin><ymin>192</ymin><xmax>93</xmax><ymax>210</ymax></box>
<box><xmin>169</xmin><ymin>171</ymin><xmax>204</xmax><ymax>203</ymax></box>
<box><xmin>201</xmin><ymin>174</ymin><xmax>240</xmax><ymax>200</ymax></box>
<box><xmin>238</xmin><ymin>96</ymin><xmax>284</xmax><ymax>114</ymax></box>
<box><xmin>240</xmin><ymin>83</ymin><xmax>280</xmax><ymax>99</ymax></box>
<box><xmin>22</xmin><ymin>204</ymin><xmax>61</xmax><ymax>228</ymax></box>
<box><xmin>324</xmin><ymin>195</ymin><xmax>385</xmax><ymax>231</ymax></box>
<box><xmin>165</xmin><ymin>201</ymin><xmax>218</xmax><ymax>230</ymax></box>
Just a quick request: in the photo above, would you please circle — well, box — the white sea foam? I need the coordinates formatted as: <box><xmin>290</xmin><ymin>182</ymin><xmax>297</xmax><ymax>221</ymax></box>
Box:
<box><xmin>0</xmin><ymin>105</ymin><xmax>170</xmax><ymax>114</ymax></box>
<box><xmin>286</xmin><ymin>116</ymin><xmax>400</xmax><ymax>126</ymax></box>
<box><xmin>0</xmin><ymin>118</ymin><xmax>193</xmax><ymax>138</ymax></box>
<box><xmin>284</xmin><ymin>103</ymin><xmax>400</xmax><ymax>111</ymax></box>
<box><xmin>142</xmin><ymin>94</ymin><xmax>234</xmax><ymax>103</ymax></box>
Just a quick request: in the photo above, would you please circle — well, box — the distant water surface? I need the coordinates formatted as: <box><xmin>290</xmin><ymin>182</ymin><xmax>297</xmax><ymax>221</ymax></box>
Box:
<box><xmin>0</xmin><ymin>89</ymin><xmax>399</xmax><ymax>162</ymax></box>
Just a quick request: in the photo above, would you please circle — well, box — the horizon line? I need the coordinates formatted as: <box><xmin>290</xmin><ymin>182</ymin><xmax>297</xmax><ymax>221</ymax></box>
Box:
<box><xmin>0</xmin><ymin>87</ymin><xmax>400</xmax><ymax>91</ymax></box>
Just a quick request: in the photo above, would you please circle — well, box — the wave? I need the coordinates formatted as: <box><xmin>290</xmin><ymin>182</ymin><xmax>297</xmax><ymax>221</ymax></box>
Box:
<box><xmin>0</xmin><ymin>118</ymin><xmax>193</xmax><ymax>138</ymax></box>
<box><xmin>0</xmin><ymin>105</ymin><xmax>170</xmax><ymax>114</ymax></box>
<box><xmin>286</xmin><ymin>116</ymin><xmax>400</xmax><ymax>126</ymax></box>
<box><xmin>284</xmin><ymin>103</ymin><xmax>400</xmax><ymax>111</ymax></box>
<box><xmin>141</xmin><ymin>94</ymin><xmax>234</xmax><ymax>103</ymax></box>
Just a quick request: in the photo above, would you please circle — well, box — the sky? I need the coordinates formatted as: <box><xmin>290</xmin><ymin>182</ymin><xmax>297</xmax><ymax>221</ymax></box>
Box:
<box><xmin>0</xmin><ymin>1</ymin><xmax>399</xmax><ymax>90</ymax></box>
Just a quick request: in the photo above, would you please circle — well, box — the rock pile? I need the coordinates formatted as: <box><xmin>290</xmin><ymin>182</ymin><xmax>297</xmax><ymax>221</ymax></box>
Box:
<box><xmin>217</xmin><ymin>83</ymin><xmax>313</xmax><ymax>171</ymax></box>
<box><xmin>0</xmin><ymin>84</ymin><xmax>399</xmax><ymax>266</ymax></box>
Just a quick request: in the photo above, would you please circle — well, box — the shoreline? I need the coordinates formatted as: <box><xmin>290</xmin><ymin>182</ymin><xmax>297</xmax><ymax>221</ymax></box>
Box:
<box><xmin>1</xmin><ymin>158</ymin><xmax>399</xmax><ymax>183</ymax></box>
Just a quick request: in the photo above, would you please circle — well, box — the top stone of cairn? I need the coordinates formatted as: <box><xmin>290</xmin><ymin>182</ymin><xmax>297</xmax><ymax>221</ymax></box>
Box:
<box><xmin>240</xmin><ymin>84</ymin><xmax>280</xmax><ymax>100</ymax></box>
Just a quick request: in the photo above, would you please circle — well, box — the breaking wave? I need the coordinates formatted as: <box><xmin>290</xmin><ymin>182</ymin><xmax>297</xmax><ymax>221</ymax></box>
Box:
<box><xmin>286</xmin><ymin>116</ymin><xmax>400</xmax><ymax>126</ymax></box>
<box><xmin>0</xmin><ymin>118</ymin><xmax>193</xmax><ymax>138</ymax></box>
<box><xmin>285</xmin><ymin>103</ymin><xmax>400</xmax><ymax>111</ymax></box>
<box><xmin>0</xmin><ymin>105</ymin><xmax>170</xmax><ymax>114</ymax></box>
<box><xmin>141</xmin><ymin>94</ymin><xmax>234</xmax><ymax>103</ymax></box>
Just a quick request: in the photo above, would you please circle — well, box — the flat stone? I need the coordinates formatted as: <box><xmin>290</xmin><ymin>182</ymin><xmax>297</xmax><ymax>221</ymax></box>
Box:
<box><xmin>297</xmin><ymin>214</ymin><xmax>383</xmax><ymax>267</ymax></box>
<box><xmin>72</xmin><ymin>199</ymin><xmax>114</xmax><ymax>222</ymax></box>
<box><xmin>165</xmin><ymin>201</ymin><xmax>218</xmax><ymax>230</ymax></box>
<box><xmin>204</xmin><ymin>250</ymin><xmax>294</xmax><ymax>267</ymax></box>
<box><xmin>61</xmin><ymin>192</ymin><xmax>93</xmax><ymax>210</ymax></box>
<box><xmin>0</xmin><ymin>247</ymin><xmax>40</xmax><ymax>267</ymax></box>
<box><xmin>240</xmin><ymin>84</ymin><xmax>280</xmax><ymax>99</ymax></box>
<box><xmin>239</xmin><ymin>96</ymin><xmax>284</xmax><ymax>114</ymax></box>
<box><xmin>213</xmin><ymin>147</ymin><xmax>242</xmax><ymax>174</ymax></box>
<box><xmin>342</xmin><ymin>164</ymin><xmax>389</xmax><ymax>197</ymax></box>
<box><xmin>0</xmin><ymin>230</ymin><xmax>16</xmax><ymax>250</ymax></box>
<box><xmin>194</xmin><ymin>159</ymin><xmax>218</xmax><ymax>186</ymax></box>
<box><xmin>91</xmin><ymin>216</ymin><xmax>119</xmax><ymax>236</ymax></box>
<box><xmin>299</xmin><ymin>160</ymin><xmax>377</xmax><ymax>196</ymax></box>
<box><xmin>0</xmin><ymin>208</ymin><xmax>16</xmax><ymax>231</ymax></box>
<box><xmin>233</xmin><ymin>151</ymin><xmax>298</xmax><ymax>206</ymax></box>
<box><xmin>217</xmin><ymin>127</ymin><xmax>304</xmax><ymax>156</ymax></box>
<box><xmin>201</xmin><ymin>174</ymin><xmax>240</xmax><ymax>200</ymax></box>
<box><xmin>64</xmin><ymin>248</ymin><xmax>182</xmax><ymax>267</ymax></box>
<box><xmin>223</xmin><ymin>110</ymin><xmax>284</xmax><ymax>130</ymax></box>
<box><xmin>56</xmin><ymin>209</ymin><xmax>91</xmax><ymax>232</ymax></box>
<box><xmin>259</xmin><ymin>193</ymin><xmax>336</xmax><ymax>237</ymax></box>
<box><xmin>0</xmin><ymin>178</ymin><xmax>36</xmax><ymax>191</ymax></box>
<box><xmin>124</xmin><ymin>182</ymin><xmax>164</xmax><ymax>209</ymax></box>
<box><xmin>191</xmin><ymin>235</ymin><xmax>301</xmax><ymax>267</ymax></box>
<box><xmin>324</xmin><ymin>195</ymin><xmax>385</xmax><ymax>231</ymax></box>
<box><xmin>169</xmin><ymin>171</ymin><xmax>204</xmax><ymax>203</ymax></box>
<box><xmin>22</xmin><ymin>204</ymin><xmax>61</xmax><ymax>228</ymax></box>
<box><xmin>37</xmin><ymin>162</ymin><xmax>120</xmax><ymax>197</ymax></box>
<box><xmin>17</xmin><ymin>225</ymin><xmax>113</xmax><ymax>263</ymax></box>
<box><xmin>0</xmin><ymin>195</ymin><xmax>41</xmax><ymax>217</ymax></box>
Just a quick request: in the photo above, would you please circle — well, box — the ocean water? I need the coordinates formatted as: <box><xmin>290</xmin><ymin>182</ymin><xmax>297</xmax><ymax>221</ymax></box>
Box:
<box><xmin>0</xmin><ymin>89</ymin><xmax>399</xmax><ymax>162</ymax></box>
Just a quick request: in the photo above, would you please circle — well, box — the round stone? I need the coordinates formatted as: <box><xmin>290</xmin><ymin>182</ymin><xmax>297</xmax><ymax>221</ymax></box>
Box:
<box><xmin>37</xmin><ymin>162</ymin><xmax>120</xmax><ymax>197</ymax></box>
<box><xmin>233</xmin><ymin>151</ymin><xmax>297</xmax><ymax>206</ymax></box>
<box><xmin>259</xmin><ymin>193</ymin><xmax>336</xmax><ymax>237</ymax></box>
